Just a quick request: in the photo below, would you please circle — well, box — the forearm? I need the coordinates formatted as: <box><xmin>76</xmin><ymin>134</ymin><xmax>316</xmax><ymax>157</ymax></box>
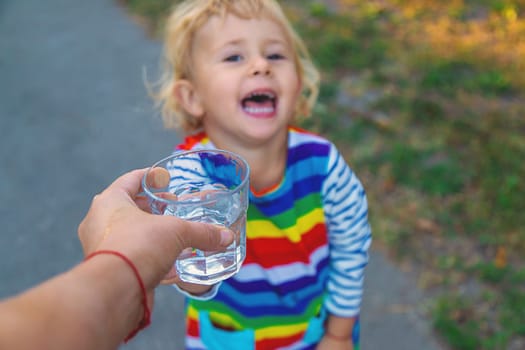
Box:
<box><xmin>175</xmin><ymin>281</ymin><xmax>213</xmax><ymax>295</ymax></box>
<box><xmin>325</xmin><ymin>314</ymin><xmax>356</xmax><ymax>341</ymax></box>
<box><xmin>315</xmin><ymin>314</ymin><xmax>356</xmax><ymax>350</ymax></box>
<box><xmin>0</xmin><ymin>256</ymin><xmax>142</xmax><ymax>350</ymax></box>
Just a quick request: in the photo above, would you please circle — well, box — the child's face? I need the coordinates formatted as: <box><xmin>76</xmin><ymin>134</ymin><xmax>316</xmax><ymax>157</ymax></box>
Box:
<box><xmin>184</xmin><ymin>13</ymin><xmax>301</xmax><ymax>147</ymax></box>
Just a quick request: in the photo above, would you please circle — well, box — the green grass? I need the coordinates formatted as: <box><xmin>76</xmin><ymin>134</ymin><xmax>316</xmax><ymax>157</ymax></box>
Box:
<box><xmin>433</xmin><ymin>296</ymin><xmax>482</xmax><ymax>350</ymax></box>
<box><xmin>119</xmin><ymin>0</ymin><xmax>525</xmax><ymax>348</ymax></box>
<box><xmin>420</xmin><ymin>61</ymin><xmax>515</xmax><ymax>97</ymax></box>
<box><xmin>385</xmin><ymin>142</ymin><xmax>466</xmax><ymax>195</ymax></box>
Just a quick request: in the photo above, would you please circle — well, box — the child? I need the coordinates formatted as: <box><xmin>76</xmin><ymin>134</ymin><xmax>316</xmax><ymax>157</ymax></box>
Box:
<box><xmin>154</xmin><ymin>1</ymin><xmax>372</xmax><ymax>349</ymax></box>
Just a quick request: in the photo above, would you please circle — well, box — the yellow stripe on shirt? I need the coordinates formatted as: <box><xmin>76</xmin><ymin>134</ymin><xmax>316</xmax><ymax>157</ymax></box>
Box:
<box><xmin>247</xmin><ymin>208</ymin><xmax>325</xmax><ymax>243</ymax></box>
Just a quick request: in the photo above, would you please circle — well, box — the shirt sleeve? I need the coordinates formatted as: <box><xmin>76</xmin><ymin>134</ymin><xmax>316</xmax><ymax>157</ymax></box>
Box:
<box><xmin>321</xmin><ymin>144</ymin><xmax>372</xmax><ymax>317</ymax></box>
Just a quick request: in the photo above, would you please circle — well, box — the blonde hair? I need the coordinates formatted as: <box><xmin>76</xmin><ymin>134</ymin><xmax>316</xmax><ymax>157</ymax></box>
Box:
<box><xmin>153</xmin><ymin>0</ymin><xmax>320</xmax><ymax>133</ymax></box>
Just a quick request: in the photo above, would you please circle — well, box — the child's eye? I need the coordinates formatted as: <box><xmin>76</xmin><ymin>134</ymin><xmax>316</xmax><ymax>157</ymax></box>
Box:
<box><xmin>267</xmin><ymin>53</ymin><xmax>285</xmax><ymax>60</ymax></box>
<box><xmin>224</xmin><ymin>54</ymin><xmax>242</xmax><ymax>62</ymax></box>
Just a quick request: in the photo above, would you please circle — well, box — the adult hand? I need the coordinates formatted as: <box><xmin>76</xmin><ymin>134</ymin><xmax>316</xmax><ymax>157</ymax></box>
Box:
<box><xmin>78</xmin><ymin>168</ymin><xmax>234</xmax><ymax>290</ymax></box>
<box><xmin>0</xmin><ymin>169</ymin><xmax>234</xmax><ymax>350</ymax></box>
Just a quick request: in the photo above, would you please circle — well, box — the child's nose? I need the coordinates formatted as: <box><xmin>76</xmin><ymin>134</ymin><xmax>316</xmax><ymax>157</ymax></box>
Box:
<box><xmin>251</xmin><ymin>56</ymin><xmax>271</xmax><ymax>76</ymax></box>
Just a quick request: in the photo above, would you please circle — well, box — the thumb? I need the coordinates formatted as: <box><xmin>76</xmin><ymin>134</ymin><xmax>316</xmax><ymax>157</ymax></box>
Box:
<box><xmin>155</xmin><ymin>216</ymin><xmax>235</xmax><ymax>257</ymax></box>
<box><xmin>180</xmin><ymin>220</ymin><xmax>235</xmax><ymax>251</ymax></box>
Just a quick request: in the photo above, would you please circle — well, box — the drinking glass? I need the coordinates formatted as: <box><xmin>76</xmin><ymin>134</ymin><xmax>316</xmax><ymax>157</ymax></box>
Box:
<box><xmin>142</xmin><ymin>149</ymin><xmax>249</xmax><ymax>285</ymax></box>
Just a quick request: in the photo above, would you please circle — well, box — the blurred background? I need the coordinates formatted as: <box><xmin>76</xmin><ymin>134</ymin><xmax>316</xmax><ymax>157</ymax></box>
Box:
<box><xmin>120</xmin><ymin>0</ymin><xmax>525</xmax><ymax>349</ymax></box>
<box><xmin>1</xmin><ymin>0</ymin><xmax>523</xmax><ymax>349</ymax></box>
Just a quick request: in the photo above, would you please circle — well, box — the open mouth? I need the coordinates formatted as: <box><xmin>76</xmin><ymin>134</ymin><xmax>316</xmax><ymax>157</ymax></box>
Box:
<box><xmin>241</xmin><ymin>91</ymin><xmax>277</xmax><ymax>116</ymax></box>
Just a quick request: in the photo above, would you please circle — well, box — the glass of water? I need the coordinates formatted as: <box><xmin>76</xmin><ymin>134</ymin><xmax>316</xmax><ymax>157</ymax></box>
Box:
<box><xmin>142</xmin><ymin>149</ymin><xmax>249</xmax><ymax>285</ymax></box>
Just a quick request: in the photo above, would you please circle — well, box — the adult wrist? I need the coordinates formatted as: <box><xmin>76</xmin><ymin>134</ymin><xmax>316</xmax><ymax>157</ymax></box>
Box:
<box><xmin>84</xmin><ymin>250</ymin><xmax>151</xmax><ymax>341</ymax></box>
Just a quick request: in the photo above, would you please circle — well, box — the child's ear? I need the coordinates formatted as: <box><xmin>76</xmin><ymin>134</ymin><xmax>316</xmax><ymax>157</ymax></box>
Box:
<box><xmin>173</xmin><ymin>80</ymin><xmax>204</xmax><ymax>117</ymax></box>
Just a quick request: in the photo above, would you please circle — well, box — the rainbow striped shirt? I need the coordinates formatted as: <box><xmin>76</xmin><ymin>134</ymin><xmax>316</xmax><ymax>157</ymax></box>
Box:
<box><xmin>174</xmin><ymin>127</ymin><xmax>371</xmax><ymax>350</ymax></box>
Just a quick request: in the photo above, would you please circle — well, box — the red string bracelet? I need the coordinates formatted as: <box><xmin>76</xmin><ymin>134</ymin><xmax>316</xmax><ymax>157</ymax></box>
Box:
<box><xmin>84</xmin><ymin>250</ymin><xmax>151</xmax><ymax>342</ymax></box>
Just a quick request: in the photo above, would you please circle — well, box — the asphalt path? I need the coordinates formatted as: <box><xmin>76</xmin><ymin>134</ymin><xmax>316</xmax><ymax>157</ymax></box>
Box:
<box><xmin>0</xmin><ymin>1</ymin><xmax>445</xmax><ymax>349</ymax></box>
